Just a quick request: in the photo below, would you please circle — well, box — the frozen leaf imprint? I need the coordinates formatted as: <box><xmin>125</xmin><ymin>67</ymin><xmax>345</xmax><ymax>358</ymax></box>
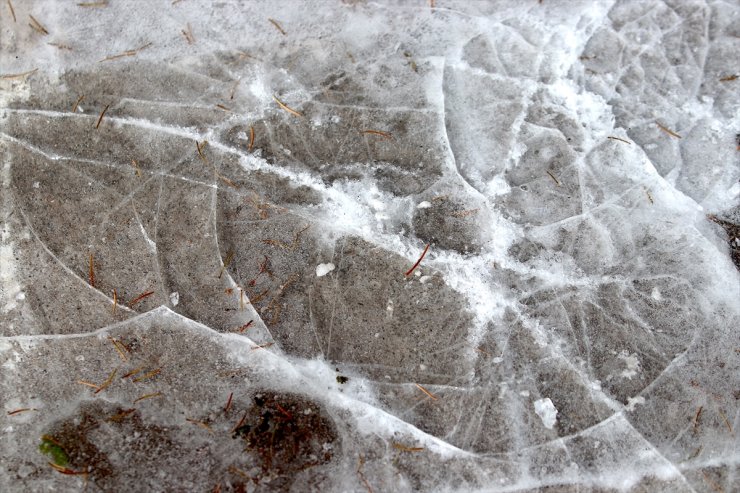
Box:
<box><xmin>1</xmin><ymin>1</ymin><xmax>738</xmax><ymax>492</ymax></box>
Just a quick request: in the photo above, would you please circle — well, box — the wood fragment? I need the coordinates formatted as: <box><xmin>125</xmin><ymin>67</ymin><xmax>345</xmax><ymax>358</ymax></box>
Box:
<box><xmin>72</xmin><ymin>95</ymin><xmax>84</xmax><ymax>113</ymax></box>
<box><xmin>693</xmin><ymin>406</ymin><xmax>703</xmax><ymax>433</ymax></box>
<box><xmin>1</xmin><ymin>68</ymin><xmax>38</xmax><ymax>80</ymax></box>
<box><xmin>272</xmin><ymin>94</ymin><xmax>303</xmax><ymax>117</ymax></box>
<box><xmin>95</xmin><ymin>104</ymin><xmax>109</xmax><ymax>129</ymax></box>
<box><xmin>133</xmin><ymin>368</ymin><xmax>161</xmax><ymax>383</ymax></box>
<box><xmin>656</xmin><ymin>122</ymin><xmax>681</xmax><ymax>139</ymax></box>
<box><xmin>360</xmin><ymin>129</ymin><xmax>393</xmax><ymax>140</ymax></box>
<box><xmin>128</xmin><ymin>290</ymin><xmax>154</xmax><ymax>307</ymax></box>
<box><xmin>218</xmin><ymin>250</ymin><xmax>235</xmax><ymax>279</ymax></box>
<box><xmin>133</xmin><ymin>392</ymin><xmax>162</xmax><ymax>404</ymax></box>
<box><xmin>108</xmin><ymin>336</ymin><xmax>129</xmax><ymax>362</ymax></box>
<box><xmin>414</xmin><ymin>383</ymin><xmax>438</xmax><ymax>401</ymax></box>
<box><xmin>88</xmin><ymin>253</ymin><xmax>95</xmax><ymax>287</ymax></box>
<box><xmin>99</xmin><ymin>43</ymin><xmax>152</xmax><ymax>63</ymax></box>
<box><xmin>131</xmin><ymin>159</ymin><xmax>142</xmax><ymax>177</ymax></box>
<box><xmin>215</xmin><ymin>104</ymin><xmax>230</xmax><ymax>112</ymax></box>
<box><xmin>94</xmin><ymin>369</ymin><xmax>117</xmax><ymax>394</ymax></box>
<box><xmin>405</xmin><ymin>244</ymin><xmax>430</xmax><ymax>277</ymax></box>
<box><xmin>6</xmin><ymin>0</ymin><xmax>15</xmax><ymax>23</ymax></box>
<box><xmin>248</xmin><ymin>125</ymin><xmax>255</xmax><ymax>151</ymax></box>
<box><xmin>392</xmin><ymin>442</ymin><xmax>425</xmax><ymax>452</ymax></box>
<box><xmin>186</xmin><ymin>418</ymin><xmax>213</xmax><ymax>433</ymax></box>
<box><xmin>29</xmin><ymin>15</ymin><xmax>49</xmax><ymax>35</ymax></box>
<box><xmin>719</xmin><ymin>74</ymin><xmax>737</xmax><ymax>82</ymax></box>
<box><xmin>77</xmin><ymin>1</ymin><xmax>108</xmax><ymax>6</ymax></box>
<box><xmin>224</xmin><ymin>392</ymin><xmax>233</xmax><ymax>413</ymax></box>
<box><xmin>268</xmin><ymin>18</ymin><xmax>286</xmax><ymax>35</ymax></box>
<box><xmin>644</xmin><ymin>188</ymin><xmax>654</xmax><ymax>205</ymax></box>
<box><xmin>607</xmin><ymin>136</ymin><xmax>631</xmax><ymax>144</ymax></box>
<box><xmin>7</xmin><ymin>408</ymin><xmax>38</xmax><ymax>416</ymax></box>
<box><xmin>546</xmin><ymin>170</ymin><xmax>561</xmax><ymax>186</ymax></box>
<box><xmin>182</xmin><ymin>22</ymin><xmax>195</xmax><ymax>44</ymax></box>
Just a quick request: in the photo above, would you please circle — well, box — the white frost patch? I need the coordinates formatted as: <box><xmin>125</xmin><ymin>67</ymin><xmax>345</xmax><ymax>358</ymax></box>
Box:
<box><xmin>315</xmin><ymin>263</ymin><xmax>335</xmax><ymax>277</ymax></box>
<box><xmin>651</xmin><ymin>287</ymin><xmax>662</xmax><ymax>301</ymax></box>
<box><xmin>534</xmin><ymin>398</ymin><xmax>558</xmax><ymax>429</ymax></box>
<box><xmin>625</xmin><ymin>396</ymin><xmax>645</xmax><ymax>412</ymax></box>
<box><xmin>618</xmin><ymin>350</ymin><xmax>641</xmax><ymax>379</ymax></box>
<box><xmin>1</xmin><ymin>158</ymin><xmax>22</xmax><ymax>314</ymax></box>
<box><xmin>169</xmin><ymin>292</ymin><xmax>180</xmax><ymax>306</ymax></box>
<box><xmin>416</xmin><ymin>201</ymin><xmax>432</xmax><ymax>209</ymax></box>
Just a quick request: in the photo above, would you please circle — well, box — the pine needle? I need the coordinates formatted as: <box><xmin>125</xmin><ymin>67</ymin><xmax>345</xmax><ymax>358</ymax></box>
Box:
<box><xmin>268</xmin><ymin>18</ymin><xmax>286</xmax><ymax>35</ymax></box>
<box><xmin>29</xmin><ymin>15</ymin><xmax>49</xmax><ymax>35</ymax></box>
<box><xmin>272</xmin><ymin>94</ymin><xmax>303</xmax><ymax>117</ymax></box>
<box><xmin>1</xmin><ymin>68</ymin><xmax>38</xmax><ymax>79</ymax></box>
<box><xmin>656</xmin><ymin>122</ymin><xmax>681</xmax><ymax>139</ymax></box>
<box><xmin>414</xmin><ymin>383</ymin><xmax>438</xmax><ymax>400</ymax></box>
<box><xmin>95</xmin><ymin>104</ymin><xmax>109</xmax><ymax>129</ymax></box>
<box><xmin>405</xmin><ymin>244</ymin><xmax>430</xmax><ymax>277</ymax></box>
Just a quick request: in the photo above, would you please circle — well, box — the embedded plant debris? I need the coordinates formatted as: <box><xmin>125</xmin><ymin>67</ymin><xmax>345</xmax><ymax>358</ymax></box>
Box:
<box><xmin>404</xmin><ymin>244</ymin><xmax>430</xmax><ymax>277</ymax></box>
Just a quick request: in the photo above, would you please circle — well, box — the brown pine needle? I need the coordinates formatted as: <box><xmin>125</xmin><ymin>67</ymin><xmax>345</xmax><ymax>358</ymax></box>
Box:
<box><xmin>693</xmin><ymin>406</ymin><xmax>703</xmax><ymax>433</ymax></box>
<box><xmin>108</xmin><ymin>336</ymin><xmax>129</xmax><ymax>362</ymax></box>
<box><xmin>7</xmin><ymin>408</ymin><xmax>37</xmax><ymax>416</ymax></box>
<box><xmin>268</xmin><ymin>18</ymin><xmax>286</xmax><ymax>35</ymax></box>
<box><xmin>405</xmin><ymin>244</ymin><xmax>430</xmax><ymax>277</ymax></box>
<box><xmin>128</xmin><ymin>290</ymin><xmax>154</xmax><ymax>307</ymax></box>
<box><xmin>29</xmin><ymin>15</ymin><xmax>49</xmax><ymax>35</ymax></box>
<box><xmin>719</xmin><ymin>74</ymin><xmax>737</xmax><ymax>82</ymax></box>
<box><xmin>94</xmin><ymin>369</ymin><xmax>117</xmax><ymax>394</ymax></box>
<box><xmin>107</xmin><ymin>408</ymin><xmax>135</xmax><ymax>422</ymax></box>
<box><xmin>49</xmin><ymin>463</ymin><xmax>89</xmax><ymax>476</ymax></box>
<box><xmin>121</xmin><ymin>365</ymin><xmax>146</xmax><ymax>379</ymax></box>
<box><xmin>77</xmin><ymin>380</ymin><xmax>100</xmax><ymax>390</ymax></box>
<box><xmin>88</xmin><ymin>253</ymin><xmax>95</xmax><ymax>287</ymax></box>
<box><xmin>95</xmin><ymin>104</ymin><xmax>109</xmax><ymax>129</ymax></box>
<box><xmin>392</xmin><ymin>442</ymin><xmax>425</xmax><ymax>452</ymax></box>
<box><xmin>718</xmin><ymin>408</ymin><xmax>734</xmax><ymax>435</ymax></box>
<box><xmin>72</xmin><ymin>95</ymin><xmax>84</xmax><ymax>113</ymax></box>
<box><xmin>77</xmin><ymin>1</ymin><xmax>108</xmax><ymax>6</ymax></box>
<box><xmin>132</xmin><ymin>368</ymin><xmax>160</xmax><ymax>383</ymax></box>
<box><xmin>6</xmin><ymin>0</ymin><xmax>16</xmax><ymax>23</ymax></box>
<box><xmin>228</xmin><ymin>79</ymin><xmax>240</xmax><ymax>100</ymax></box>
<box><xmin>232</xmin><ymin>410</ymin><xmax>248</xmax><ymax>432</ymax></box>
<box><xmin>357</xmin><ymin>455</ymin><xmax>374</xmax><ymax>493</ymax></box>
<box><xmin>272</xmin><ymin>95</ymin><xmax>303</xmax><ymax>117</ymax></box>
<box><xmin>656</xmin><ymin>122</ymin><xmax>681</xmax><ymax>139</ymax></box>
<box><xmin>215</xmin><ymin>103</ymin><xmax>231</xmax><ymax>112</ymax></box>
<box><xmin>48</xmin><ymin>42</ymin><xmax>73</xmax><ymax>51</ymax></box>
<box><xmin>414</xmin><ymin>383</ymin><xmax>438</xmax><ymax>400</ymax></box>
<box><xmin>644</xmin><ymin>188</ymin><xmax>654</xmax><ymax>204</ymax></box>
<box><xmin>450</xmin><ymin>208</ymin><xmax>479</xmax><ymax>218</ymax></box>
<box><xmin>546</xmin><ymin>170</ymin><xmax>561</xmax><ymax>186</ymax></box>
<box><xmin>361</xmin><ymin>129</ymin><xmax>393</xmax><ymax>140</ymax></box>
<box><xmin>224</xmin><ymin>392</ymin><xmax>233</xmax><ymax>413</ymax></box>
<box><xmin>1</xmin><ymin>68</ymin><xmax>38</xmax><ymax>80</ymax></box>
<box><xmin>196</xmin><ymin>140</ymin><xmax>208</xmax><ymax>163</ymax></box>
<box><xmin>133</xmin><ymin>392</ymin><xmax>162</xmax><ymax>404</ymax></box>
<box><xmin>99</xmin><ymin>43</ymin><xmax>152</xmax><ymax>62</ymax></box>
<box><xmin>248</xmin><ymin>125</ymin><xmax>255</xmax><ymax>151</ymax></box>
<box><xmin>218</xmin><ymin>250</ymin><xmax>235</xmax><ymax>279</ymax></box>
<box><xmin>251</xmin><ymin>342</ymin><xmax>275</xmax><ymax>350</ymax></box>
<box><xmin>186</xmin><ymin>418</ymin><xmax>213</xmax><ymax>433</ymax></box>
<box><xmin>131</xmin><ymin>159</ymin><xmax>142</xmax><ymax>177</ymax></box>
<box><xmin>607</xmin><ymin>136</ymin><xmax>631</xmax><ymax>144</ymax></box>
<box><xmin>238</xmin><ymin>320</ymin><xmax>254</xmax><ymax>333</ymax></box>
<box><xmin>182</xmin><ymin>23</ymin><xmax>195</xmax><ymax>44</ymax></box>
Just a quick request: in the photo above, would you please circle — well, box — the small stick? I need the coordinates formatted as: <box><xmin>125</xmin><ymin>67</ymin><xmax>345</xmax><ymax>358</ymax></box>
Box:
<box><xmin>218</xmin><ymin>250</ymin><xmax>235</xmax><ymax>279</ymax></box>
<box><xmin>131</xmin><ymin>159</ymin><xmax>142</xmax><ymax>177</ymax></box>
<box><xmin>7</xmin><ymin>408</ymin><xmax>38</xmax><ymax>416</ymax></box>
<box><xmin>392</xmin><ymin>442</ymin><xmax>425</xmax><ymax>452</ymax></box>
<box><xmin>656</xmin><ymin>122</ymin><xmax>681</xmax><ymax>139</ymax></box>
<box><xmin>607</xmin><ymin>136</ymin><xmax>631</xmax><ymax>144</ymax></box>
<box><xmin>546</xmin><ymin>170</ymin><xmax>561</xmax><ymax>186</ymax></box>
<box><xmin>72</xmin><ymin>95</ymin><xmax>84</xmax><ymax>113</ymax></box>
<box><xmin>95</xmin><ymin>104</ymin><xmax>109</xmax><ymax>129</ymax></box>
<box><xmin>88</xmin><ymin>253</ymin><xmax>95</xmax><ymax>287</ymax></box>
<box><xmin>268</xmin><ymin>18</ymin><xmax>286</xmax><ymax>35</ymax></box>
<box><xmin>6</xmin><ymin>0</ymin><xmax>15</xmax><ymax>23</ymax></box>
<box><xmin>272</xmin><ymin>95</ymin><xmax>303</xmax><ymax>117</ymax></box>
<box><xmin>77</xmin><ymin>1</ymin><xmax>108</xmax><ymax>6</ymax></box>
<box><xmin>248</xmin><ymin>125</ymin><xmax>255</xmax><ymax>151</ymax></box>
<box><xmin>1</xmin><ymin>68</ymin><xmax>38</xmax><ymax>79</ymax></box>
<box><xmin>360</xmin><ymin>129</ymin><xmax>393</xmax><ymax>140</ymax></box>
<box><xmin>133</xmin><ymin>392</ymin><xmax>162</xmax><ymax>404</ymax></box>
<box><xmin>719</xmin><ymin>74</ymin><xmax>737</xmax><ymax>82</ymax></box>
<box><xmin>186</xmin><ymin>418</ymin><xmax>213</xmax><ymax>433</ymax></box>
<box><xmin>215</xmin><ymin>104</ymin><xmax>231</xmax><ymax>112</ymax></box>
<box><xmin>29</xmin><ymin>15</ymin><xmax>49</xmax><ymax>35</ymax></box>
<box><xmin>132</xmin><ymin>368</ymin><xmax>160</xmax><ymax>383</ymax></box>
<box><xmin>128</xmin><ymin>290</ymin><xmax>154</xmax><ymax>307</ymax></box>
<box><xmin>182</xmin><ymin>22</ymin><xmax>195</xmax><ymax>44</ymax></box>
<box><xmin>693</xmin><ymin>406</ymin><xmax>703</xmax><ymax>433</ymax></box>
<box><xmin>224</xmin><ymin>392</ymin><xmax>233</xmax><ymax>413</ymax></box>
<box><xmin>414</xmin><ymin>383</ymin><xmax>438</xmax><ymax>400</ymax></box>
<box><xmin>405</xmin><ymin>244</ymin><xmax>430</xmax><ymax>277</ymax></box>
<box><xmin>77</xmin><ymin>380</ymin><xmax>100</xmax><ymax>390</ymax></box>
<box><xmin>94</xmin><ymin>369</ymin><xmax>117</xmax><ymax>394</ymax></box>
<box><xmin>121</xmin><ymin>366</ymin><xmax>145</xmax><ymax>379</ymax></box>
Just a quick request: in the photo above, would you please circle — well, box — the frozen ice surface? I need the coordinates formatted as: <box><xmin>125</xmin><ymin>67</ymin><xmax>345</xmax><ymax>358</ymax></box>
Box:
<box><xmin>1</xmin><ymin>0</ymin><xmax>739</xmax><ymax>492</ymax></box>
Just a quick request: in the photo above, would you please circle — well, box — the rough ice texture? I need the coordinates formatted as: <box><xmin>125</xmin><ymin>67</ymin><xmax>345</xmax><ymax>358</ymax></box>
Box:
<box><xmin>1</xmin><ymin>1</ymin><xmax>738</xmax><ymax>492</ymax></box>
